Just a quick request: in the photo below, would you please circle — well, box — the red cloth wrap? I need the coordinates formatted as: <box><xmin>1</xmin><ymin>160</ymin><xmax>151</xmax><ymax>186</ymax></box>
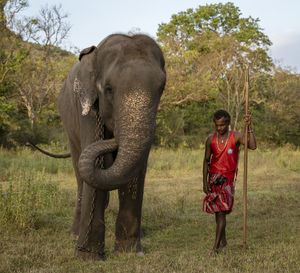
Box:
<box><xmin>203</xmin><ymin>131</ymin><xmax>239</xmax><ymax>214</ymax></box>
<box><xmin>203</xmin><ymin>175</ymin><xmax>234</xmax><ymax>214</ymax></box>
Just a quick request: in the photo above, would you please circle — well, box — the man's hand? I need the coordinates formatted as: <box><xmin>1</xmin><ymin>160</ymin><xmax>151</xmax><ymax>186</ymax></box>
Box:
<box><xmin>244</xmin><ymin>110</ymin><xmax>252</xmax><ymax>128</ymax></box>
<box><xmin>243</xmin><ymin>110</ymin><xmax>256</xmax><ymax>149</ymax></box>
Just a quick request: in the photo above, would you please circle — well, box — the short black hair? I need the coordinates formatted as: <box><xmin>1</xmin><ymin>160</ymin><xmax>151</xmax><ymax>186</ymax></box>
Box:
<box><xmin>213</xmin><ymin>110</ymin><xmax>231</xmax><ymax>124</ymax></box>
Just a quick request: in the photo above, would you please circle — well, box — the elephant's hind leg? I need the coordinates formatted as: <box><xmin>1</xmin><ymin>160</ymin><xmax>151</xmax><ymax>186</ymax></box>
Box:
<box><xmin>69</xmin><ymin>141</ymin><xmax>83</xmax><ymax>237</ymax></box>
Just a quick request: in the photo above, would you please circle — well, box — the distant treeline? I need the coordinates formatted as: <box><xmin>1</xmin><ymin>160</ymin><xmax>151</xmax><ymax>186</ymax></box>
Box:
<box><xmin>1</xmin><ymin>1</ymin><xmax>300</xmax><ymax>148</ymax></box>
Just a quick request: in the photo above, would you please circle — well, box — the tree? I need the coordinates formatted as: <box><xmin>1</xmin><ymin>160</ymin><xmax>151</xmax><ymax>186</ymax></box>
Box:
<box><xmin>0</xmin><ymin>0</ymin><xmax>34</xmax><ymax>84</ymax></box>
<box><xmin>157</xmin><ymin>2</ymin><xmax>273</xmax><ymax>132</ymax></box>
<box><xmin>14</xmin><ymin>4</ymin><xmax>72</xmax><ymax>135</ymax></box>
<box><xmin>0</xmin><ymin>1</ymin><xmax>75</xmax><ymax>146</ymax></box>
<box><xmin>263</xmin><ymin>67</ymin><xmax>300</xmax><ymax>145</ymax></box>
<box><xmin>0</xmin><ymin>0</ymin><xmax>33</xmax><ymax>145</ymax></box>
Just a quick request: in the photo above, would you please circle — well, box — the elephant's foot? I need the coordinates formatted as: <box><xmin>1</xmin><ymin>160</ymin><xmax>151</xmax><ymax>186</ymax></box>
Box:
<box><xmin>74</xmin><ymin>246</ymin><xmax>105</xmax><ymax>261</ymax></box>
<box><xmin>70</xmin><ymin>232</ymin><xmax>79</xmax><ymax>241</ymax></box>
<box><xmin>70</xmin><ymin>216</ymin><xmax>81</xmax><ymax>237</ymax></box>
<box><xmin>136</xmin><ymin>251</ymin><xmax>144</xmax><ymax>257</ymax></box>
<box><xmin>70</xmin><ymin>224</ymin><xmax>79</xmax><ymax>239</ymax></box>
<box><xmin>114</xmin><ymin>239</ymin><xmax>143</xmax><ymax>254</ymax></box>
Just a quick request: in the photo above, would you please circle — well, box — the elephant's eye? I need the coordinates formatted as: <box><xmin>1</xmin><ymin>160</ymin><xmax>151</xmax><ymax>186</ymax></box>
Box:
<box><xmin>92</xmin><ymin>98</ymin><xmax>99</xmax><ymax>110</ymax></box>
<box><xmin>105</xmin><ymin>86</ymin><xmax>113</xmax><ymax>100</ymax></box>
<box><xmin>105</xmin><ymin>86</ymin><xmax>112</xmax><ymax>94</ymax></box>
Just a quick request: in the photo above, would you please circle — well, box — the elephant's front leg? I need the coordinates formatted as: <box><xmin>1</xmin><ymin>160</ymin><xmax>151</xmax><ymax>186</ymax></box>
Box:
<box><xmin>115</xmin><ymin>167</ymin><xmax>146</xmax><ymax>253</ymax></box>
<box><xmin>75</xmin><ymin>183</ymin><xmax>107</xmax><ymax>260</ymax></box>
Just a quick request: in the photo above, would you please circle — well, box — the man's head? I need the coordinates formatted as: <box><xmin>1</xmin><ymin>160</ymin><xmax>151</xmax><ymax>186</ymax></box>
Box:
<box><xmin>213</xmin><ymin>110</ymin><xmax>231</xmax><ymax>135</ymax></box>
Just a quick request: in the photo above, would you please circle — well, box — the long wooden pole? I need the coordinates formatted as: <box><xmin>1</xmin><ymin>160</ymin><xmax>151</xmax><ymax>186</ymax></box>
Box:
<box><xmin>243</xmin><ymin>66</ymin><xmax>249</xmax><ymax>250</ymax></box>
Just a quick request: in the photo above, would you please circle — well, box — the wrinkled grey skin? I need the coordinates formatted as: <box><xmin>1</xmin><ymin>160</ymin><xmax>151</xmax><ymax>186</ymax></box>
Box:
<box><xmin>58</xmin><ymin>34</ymin><xmax>166</xmax><ymax>260</ymax></box>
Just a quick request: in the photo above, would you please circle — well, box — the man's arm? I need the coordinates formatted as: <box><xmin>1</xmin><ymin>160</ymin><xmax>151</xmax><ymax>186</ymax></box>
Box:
<box><xmin>246</xmin><ymin>128</ymin><xmax>257</xmax><ymax>150</ymax></box>
<box><xmin>237</xmin><ymin>111</ymin><xmax>257</xmax><ymax>150</ymax></box>
<box><xmin>203</xmin><ymin>136</ymin><xmax>212</xmax><ymax>194</ymax></box>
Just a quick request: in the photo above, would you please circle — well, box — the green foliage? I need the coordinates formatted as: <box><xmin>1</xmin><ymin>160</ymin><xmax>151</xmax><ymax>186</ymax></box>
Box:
<box><xmin>156</xmin><ymin>3</ymin><xmax>299</xmax><ymax>147</ymax></box>
<box><xmin>0</xmin><ymin>96</ymin><xmax>15</xmax><ymax>127</ymax></box>
<box><xmin>155</xmin><ymin>106</ymin><xmax>185</xmax><ymax>147</ymax></box>
<box><xmin>155</xmin><ymin>100</ymin><xmax>219</xmax><ymax>147</ymax></box>
<box><xmin>157</xmin><ymin>2</ymin><xmax>272</xmax><ymax>52</ymax></box>
<box><xmin>0</xmin><ymin>144</ymin><xmax>73</xmax><ymax>232</ymax></box>
<box><xmin>250</xmin><ymin>68</ymin><xmax>300</xmax><ymax>146</ymax></box>
<box><xmin>0</xmin><ymin>1</ymin><xmax>76</xmax><ymax>147</ymax></box>
<box><xmin>0</xmin><ymin>1</ymin><xmax>299</xmax><ymax>149</ymax></box>
<box><xmin>0</xmin><ymin>170</ymin><xmax>63</xmax><ymax>231</ymax></box>
<box><xmin>0</xmin><ymin>145</ymin><xmax>73</xmax><ymax>182</ymax></box>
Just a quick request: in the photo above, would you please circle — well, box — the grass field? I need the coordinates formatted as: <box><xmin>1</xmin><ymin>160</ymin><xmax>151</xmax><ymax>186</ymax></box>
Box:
<box><xmin>0</xmin><ymin>145</ymin><xmax>299</xmax><ymax>272</ymax></box>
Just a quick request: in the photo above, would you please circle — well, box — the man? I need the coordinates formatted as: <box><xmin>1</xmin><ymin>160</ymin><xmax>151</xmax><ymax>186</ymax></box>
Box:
<box><xmin>202</xmin><ymin>109</ymin><xmax>256</xmax><ymax>253</ymax></box>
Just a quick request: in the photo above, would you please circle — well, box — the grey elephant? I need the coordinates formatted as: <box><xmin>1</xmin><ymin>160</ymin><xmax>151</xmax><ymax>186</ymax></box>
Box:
<box><xmin>58</xmin><ymin>34</ymin><xmax>166</xmax><ymax>260</ymax></box>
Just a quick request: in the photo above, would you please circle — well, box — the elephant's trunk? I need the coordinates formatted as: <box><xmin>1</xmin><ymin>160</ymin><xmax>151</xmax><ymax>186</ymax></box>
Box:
<box><xmin>78</xmin><ymin>88</ymin><xmax>158</xmax><ymax>190</ymax></box>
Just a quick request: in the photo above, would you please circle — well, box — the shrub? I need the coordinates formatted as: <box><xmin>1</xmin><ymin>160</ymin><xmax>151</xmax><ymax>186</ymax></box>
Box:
<box><xmin>0</xmin><ymin>170</ymin><xmax>63</xmax><ymax>231</ymax></box>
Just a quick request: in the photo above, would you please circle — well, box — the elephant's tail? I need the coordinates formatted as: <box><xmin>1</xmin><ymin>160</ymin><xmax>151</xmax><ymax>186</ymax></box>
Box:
<box><xmin>26</xmin><ymin>141</ymin><xmax>71</xmax><ymax>158</ymax></box>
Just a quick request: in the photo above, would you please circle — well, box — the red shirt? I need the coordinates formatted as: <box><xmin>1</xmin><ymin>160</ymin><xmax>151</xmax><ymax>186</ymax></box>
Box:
<box><xmin>209</xmin><ymin>131</ymin><xmax>239</xmax><ymax>181</ymax></box>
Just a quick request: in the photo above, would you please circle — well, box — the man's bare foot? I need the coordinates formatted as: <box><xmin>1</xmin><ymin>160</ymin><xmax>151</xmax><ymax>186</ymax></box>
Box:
<box><xmin>210</xmin><ymin>244</ymin><xmax>227</xmax><ymax>256</ymax></box>
<box><xmin>219</xmin><ymin>241</ymin><xmax>227</xmax><ymax>249</ymax></box>
<box><xmin>210</xmin><ymin>248</ymin><xmax>219</xmax><ymax>256</ymax></box>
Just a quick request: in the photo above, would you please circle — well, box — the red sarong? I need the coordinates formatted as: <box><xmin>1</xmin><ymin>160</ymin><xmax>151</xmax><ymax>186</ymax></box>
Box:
<box><xmin>203</xmin><ymin>174</ymin><xmax>234</xmax><ymax>214</ymax></box>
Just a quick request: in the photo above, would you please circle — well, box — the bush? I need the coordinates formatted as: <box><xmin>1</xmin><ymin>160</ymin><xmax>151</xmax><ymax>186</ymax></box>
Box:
<box><xmin>0</xmin><ymin>170</ymin><xmax>64</xmax><ymax>231</ymax></box>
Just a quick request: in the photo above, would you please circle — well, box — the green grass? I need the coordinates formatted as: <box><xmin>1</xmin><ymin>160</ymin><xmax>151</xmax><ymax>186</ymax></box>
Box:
<box><xmin>0</xmin><ymin>145</ymin><xmax>299</xmax><ymax>272</ymax></box>
<box><xmin>0</xmin><ymin>146</ymin><xmax>74</xmax><ymax>181</ymax></box>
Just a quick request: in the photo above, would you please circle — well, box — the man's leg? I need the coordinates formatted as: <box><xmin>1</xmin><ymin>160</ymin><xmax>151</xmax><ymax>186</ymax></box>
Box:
<box><xmin>213</xmin><ymin>212</ymin><xmax>226</xmax><ymax>252</ymax></box>
<box><xmin>220</xmin><ymin>214</ymin><xmax>227</xmax><ymax>248</ymax></box>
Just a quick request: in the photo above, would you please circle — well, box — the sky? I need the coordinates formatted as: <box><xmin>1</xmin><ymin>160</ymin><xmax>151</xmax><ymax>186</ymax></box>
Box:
<box><xmin>22</xmin><ymin>0</ymin><xmax>300</xmax><ymax>72</ymax></box>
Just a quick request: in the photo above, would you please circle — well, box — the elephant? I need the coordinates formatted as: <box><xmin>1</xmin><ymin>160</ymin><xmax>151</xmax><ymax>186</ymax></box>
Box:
<box><xmin>57</xmin><ymin>34</ymin><xmax>166</xmax><ymax>260</ymax></box>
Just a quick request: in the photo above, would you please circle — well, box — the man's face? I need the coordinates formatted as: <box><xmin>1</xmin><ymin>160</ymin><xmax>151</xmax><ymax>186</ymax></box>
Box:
<box><xmin>214</xmin><ymin>117</ymin><xmax>229</xmax><ymax>135</ymax></box>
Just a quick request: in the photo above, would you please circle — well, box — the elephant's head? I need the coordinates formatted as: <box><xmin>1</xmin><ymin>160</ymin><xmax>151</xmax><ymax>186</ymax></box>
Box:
<box><xmin>76</xmin><ymin>34</ymin><xmax>166</xmax><ymax>190</ymax></box>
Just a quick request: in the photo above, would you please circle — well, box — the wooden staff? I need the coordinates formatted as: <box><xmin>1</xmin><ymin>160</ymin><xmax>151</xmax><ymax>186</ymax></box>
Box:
<box><xmin>243</xmin><ymin>65</ymin><xmax>250</xmax><ymax>250</ymax></box>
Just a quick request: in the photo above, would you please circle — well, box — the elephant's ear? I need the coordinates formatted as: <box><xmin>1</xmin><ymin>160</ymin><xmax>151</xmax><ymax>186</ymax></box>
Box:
<box><xmin>79</xmin><ymin>46</ymin><xmax>96</xmax><ymax>61</ymax></box>
<box><xmin>74</xmin><ymin>46</ymin><xmax>98</xmax><ymax>116</ymax></box>
<box><xmin>73</xmin><ymin>77</ymin><xmax>96</xmax><ymax>116</ymax></box>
